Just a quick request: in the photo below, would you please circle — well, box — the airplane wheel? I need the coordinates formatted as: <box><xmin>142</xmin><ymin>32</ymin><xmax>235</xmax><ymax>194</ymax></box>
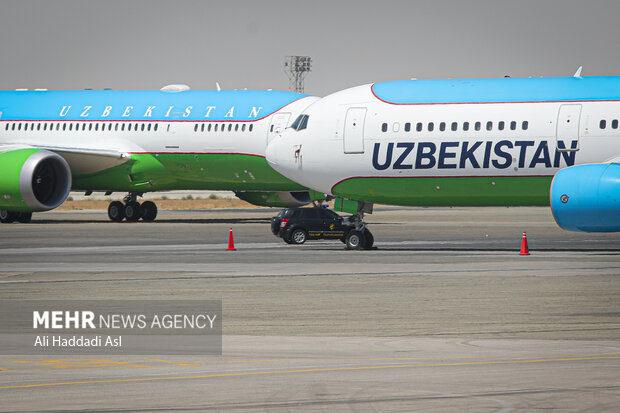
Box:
<box><xmin>345</xmin><ymin>230</ymin><xmax>365</xmax><ymax>250</ymax></box>
<box><xmin>0</xmin><ymin>210</ymin><xmax>18</xmax><ymax>223</ymax></box>
<box><xmin>124</xmin><ymin>201</ymin><xmax>142</xmax><ymax>222</ymax></box>
<box><xmin>108</xmin><ymin>201</ymin><xmax>125</xmax><ymax>222</ymax></box>
<box><xmin>363</xmin><ymin>229</ymin><xmax>374</xmax><ymax>250</ymax></box>
<box><xmin>141</xmin><ymin>201</ymin><xmax>158</xmax><ymax>222</ymax></box>
<box><xmin>17</xmin><ymin>212</ymin><xmax>32</xmax><ymax>223</ymax></box>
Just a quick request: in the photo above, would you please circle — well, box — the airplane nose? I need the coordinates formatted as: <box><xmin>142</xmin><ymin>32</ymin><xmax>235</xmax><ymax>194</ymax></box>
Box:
<box><xmin>266</xmin><ymin>130</ymin><xmax>302</xmax><ymax>181</ymax></box>
<box><xmin>265</xmin><ymin>135</ymin><xmax>289</xmax><ymax>170</ymax></box>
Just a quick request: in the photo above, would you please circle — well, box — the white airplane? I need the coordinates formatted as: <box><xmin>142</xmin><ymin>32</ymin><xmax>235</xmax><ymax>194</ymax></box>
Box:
<box><xmin>0</xmin><ymin>84</ymin><xmax>319</xmax><ymax>223</ymax></box>
<box><xmin>266</xmin><ymin>71</ymin><xmax>620</xmax><ymax>249</ymax></box>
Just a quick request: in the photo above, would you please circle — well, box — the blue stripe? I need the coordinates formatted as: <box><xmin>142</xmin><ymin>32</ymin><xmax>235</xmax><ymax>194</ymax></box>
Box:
<box><xmin>372</xmin><ymin>76</ymin><xmax>620</xmax><ymax>104</ymax></box>
<box><xmin>0</xmin><ymin>89</ymin><xmax>306</xmax><ymax>121</ymax></box>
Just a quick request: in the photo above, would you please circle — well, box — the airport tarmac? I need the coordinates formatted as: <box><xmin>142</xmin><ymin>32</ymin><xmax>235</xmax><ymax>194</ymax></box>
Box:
<box><xmin>1</xmin><ymin>206</ymin><xmax>619</xmax><ymax>411</ymax></box>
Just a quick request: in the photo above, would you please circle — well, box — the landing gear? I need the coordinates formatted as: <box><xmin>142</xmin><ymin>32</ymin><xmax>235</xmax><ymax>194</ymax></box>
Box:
<box><xmin>108</xmin><ymin>201</ymin><xmax>125</xmax><ymax>222</ymax></box>
<box><xmin>0</xmin><ymin>211</ymin><xmax>33</xmax><ymax>224</ymax></box>
<box><xmin>124</xmin><ymin>201</ymin><xmax>142</xmax><ymax>222</ymax></box>
<box><xmin>106</xmin><ymin>193</ymin><xmax>158</xmax><ymax>223</ymax></box>
<box><xmin>16</xmin><ymin>212</ymin><xmax>32</xmax><ymax>223</ymax></box>
<box><xmin>344</xmin><ymin>205</ymin><xmax>375</xmax><ymax>250</ymax></box>
<box><xmin>0</xmin><ymin>210</ymin><xmax>19</xmax><ymax>223</ymax></box>
<box><xmin>141</xmin><ymin>201</ymin><xmax>158</xmax><ymax>222</ymax></box>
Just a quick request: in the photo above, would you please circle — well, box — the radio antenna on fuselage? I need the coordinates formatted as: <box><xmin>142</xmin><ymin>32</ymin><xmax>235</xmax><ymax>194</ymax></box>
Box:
<box><xmin>573</xmin><ymin>66</ymin><xmax>583</xmax><ymax>79</ymax></box>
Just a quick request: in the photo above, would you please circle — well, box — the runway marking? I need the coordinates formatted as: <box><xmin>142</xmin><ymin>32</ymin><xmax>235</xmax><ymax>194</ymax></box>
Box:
<box><xmin>191</xmin><ymin>352</ymin><xmax>620</xmax><ymax>364</ymax></box>
<box><xmin>1</xmin><ymin>355</ymin><xmax>619</xmax><ymax>390</ymax></box>
<box><xmin>143</xmin><ymin>358</ymin><xmax>200</xmax><ymax>368</ymax></box>
<box><xmin>10</xmin><ymin>359</ymin><xmax>150</xmax><ymax>369</ymax></box>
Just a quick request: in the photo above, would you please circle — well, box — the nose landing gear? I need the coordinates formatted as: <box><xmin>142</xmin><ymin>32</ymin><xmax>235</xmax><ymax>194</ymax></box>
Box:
<box><xmin>344</xmin><ymin>208</ymin><xmax>375</xmax><ymax>250</ymax></box>
<box><xmin>107</xmin><ymin>192</ymin><xmax>158</xmax><ymax>222</ymax></box>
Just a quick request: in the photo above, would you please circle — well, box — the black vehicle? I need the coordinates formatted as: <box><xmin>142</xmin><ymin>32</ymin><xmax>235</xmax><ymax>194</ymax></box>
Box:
<box><xmin>271</xmin><ymin>207</ymin><xmax>374</xmax><ymax>250</ymax></box>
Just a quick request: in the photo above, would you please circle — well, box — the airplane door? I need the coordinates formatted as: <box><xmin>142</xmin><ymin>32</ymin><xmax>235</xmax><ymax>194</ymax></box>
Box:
<box><xmin>343</xmin><ymin>107</ymin><xmax>366</xmax><ymax>154</ymax></box>
<box><xmin>267</xmin><ymin>112</ymin><xmax>291</xmax><ymax>144</ymax></box>
<box><xmin>556</xmin><ymin>104</ymin><xmax>581</xmax><ymax>152</ymax></box>
<box><xmin>165</xmin><ymin>123</ymin><xmax>179</xmax><ymax>150</ymax></box>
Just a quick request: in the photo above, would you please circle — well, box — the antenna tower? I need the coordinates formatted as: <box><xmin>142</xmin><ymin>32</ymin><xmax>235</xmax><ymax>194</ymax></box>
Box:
<box><xmin>284</xmin><ymin>56</ymin><xmax>312</xmax><ymax>93</ymax></box>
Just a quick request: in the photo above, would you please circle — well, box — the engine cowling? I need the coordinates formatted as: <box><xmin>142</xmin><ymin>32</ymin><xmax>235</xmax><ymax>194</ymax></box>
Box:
<box><xmin>550</xmin><ymin>163</ymin><xmax>620</xmax><ymax>232</ymax></box>
<box><xmin>234</xmin><ymin>191</ymin><xmax>314</xmax><ymax>207</ymax></box>
<box><xmin>0</xmin><ymin>148</ymin><xmax>72</xmax><ymax>212</ymax></box>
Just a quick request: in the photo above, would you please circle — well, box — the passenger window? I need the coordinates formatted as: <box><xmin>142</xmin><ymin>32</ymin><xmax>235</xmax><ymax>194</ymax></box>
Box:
<box><xmin>135</xmin><ymin>124</ymin><xmax>139</xmax><ymax>131</ymax></box>
<box><xmin>475</xmin><ymin>122</ymin><xmax>481</xmax><ymax>131</ymax></box>
<box><xmin>510</xmin><ymin>121</ymin><xmax>517</xmax><ymax>130</ymax></box>
<box><xmin>249</xmin><ymin>124</ymin><xmax>254</xmax><ymax>132</ymax></box>
<box><xmin>194</xmin><ymin>124</ymin><xmax>198</xmax><ymax>132</ymax></box>
<box><xmin>120</xmin><ymin>124</ymin><xmax>124</xmax><ymax>131</ymax></box>
<box><xmin>228</xmin><ymin>124</ymin><xmax>232</xmax><ymax>132</ymax></box>
<box><xmin>600</xmin><ymin>119</ymin><xmax>606</xmax><ymax>129</ymax></box>
<box><xmin>270</xmin><ymin>125</ymin><xmax>274</xmax><ymax>132</ymax></box>
<box><xmin>200</xmin><ymin>124</ymin><xmax>204</xmax><ymax>132</ymax></box>
<box><xmin>56</xmin><ymin>123</ymin><xmax>60</xmax><ymax>130</ymax></box>
<box><xmin>498</xmin><ymin>121</ymin><xmax>505</xmax><ymax>131</ymax></box>
<box><xmin>486</xmin><ymin>121</ymin><xmax>492</xmax><ymax>131</ymax></box>
<box><xmin>439</xmin><ymin>122</ymin><xmax>446</xmax><ymax>131</ymax></box>
<box><xmin>522</xmin><ymin>121</ymin><xmax>529</xmax><ymax>130</ymax></box>
<box><xmin>208</xmin><ymin>124</ymin><xmax>212</xmax><ymax>131</ymax></box>
<box><xmin>463</xmin><ymin>122</ymin><xmax>469</xmax><ymax>131</ymax></box>
<box><xmin>381</xmin><ymin>123</ymin><xmax>387</xmax><ymax>132</ymax></box>
<box><xmin>63</xmin><ymin>123</ymin><xmax>66</xmax><ymax>131</ymax></box>
<box><xmin>148</xmin><ymin>124</ymin><xmax>152</xmax><ymax>131</ymax></box>
<box><xmin>141</xmin><ymin>124</ymin><xmax>145</xmax><ymax>131</ymax></box>
<box><xmin>416</xmin><ymin>122</ymin><xmax>422</xmax><ymax>132</ymax></box>
<box><xmin>451</xmin><ymin>122</ymin><xmax>457</xmax><ymax>131</ymax></box>
<box><xmin>154</xmin><ymin>124</ymin><xmax>158</xmax><ymax>131</ymax></box>
<box><xmin>69</xmin><ymin>123</ymin><xmax>73</xmax><ymax>131</ymax></box>
<box><xmin>613</xmin><ymin>119</ymin><xmax>619</xmax><ymax>129</ymax></box>
<box><xmin>242</xmin><ymin>124</ymin><xmax>246</xmax><ymax>131</ymax></box>
<box><xmin>404</xmin><ymin>122</ymin><xmax>411</xmax><ymax>132</ymax></box>
<box><xmin>235</xmin><ymin>124</ymin><xmax>239</xmax><ymax>131</ymax></box>
<box><xmin>37</xmin><ymin>123</ymin><xmax>41</xmax><ymax>131</ymax></box>
<box><xmin>428</xmin><ymin>122</ymin><xmax>434</xmax><ymax>132</ymax></box>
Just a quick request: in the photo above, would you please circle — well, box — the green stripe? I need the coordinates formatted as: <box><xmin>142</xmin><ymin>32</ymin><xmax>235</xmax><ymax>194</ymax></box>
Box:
<box><xmin>332</xmin><ymin>176</ymin><xmax>552</xmax><ymax>206</ymax></box>
<box><xmin>72</xmin><ymin>153</ymin><xmax>305</xmax><ymax>192</ymax></box>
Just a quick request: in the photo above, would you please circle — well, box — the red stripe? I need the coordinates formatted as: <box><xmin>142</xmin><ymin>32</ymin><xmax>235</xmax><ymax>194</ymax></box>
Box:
<box><xmin>330</xmin><ymin>174</ymin><xmax>554</xmax><ymax>194</ymax></box>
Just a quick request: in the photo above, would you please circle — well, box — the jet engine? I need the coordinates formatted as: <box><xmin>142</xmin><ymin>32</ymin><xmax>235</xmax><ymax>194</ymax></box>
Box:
<box><xmin>550</xmin><ymin>163</ymin><xmax>620</xmax><ymax>232</ymax></box>
<box><xmin>0</xmin><ymin>148</ymin><xmax>72</xmax><ymax>212</ymax></box>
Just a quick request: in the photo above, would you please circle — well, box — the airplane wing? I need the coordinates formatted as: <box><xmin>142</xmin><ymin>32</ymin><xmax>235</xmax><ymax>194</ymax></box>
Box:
<box><xmin>0</xmin><ymin>143</ymin><xmax>131</xmax><ymax>175</ymax></box>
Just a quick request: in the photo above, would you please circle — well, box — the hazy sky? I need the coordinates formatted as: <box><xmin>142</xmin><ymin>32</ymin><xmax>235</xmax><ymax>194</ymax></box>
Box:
<box><xmin>1</xmin><ymin>0</ymin><xmax>619</xmax><ymax>96</ymax></box>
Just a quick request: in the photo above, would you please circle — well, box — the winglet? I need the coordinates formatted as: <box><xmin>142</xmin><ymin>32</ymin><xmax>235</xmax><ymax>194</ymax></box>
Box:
<box><xmin>216</xmin><ymin>82</ymin><xmax>221</xmax><ymax>91</ymax></box>
<box><xmin>573</xmin><ymin>66</ymin><xmax>583</xmax><ymax>79</ymax></box>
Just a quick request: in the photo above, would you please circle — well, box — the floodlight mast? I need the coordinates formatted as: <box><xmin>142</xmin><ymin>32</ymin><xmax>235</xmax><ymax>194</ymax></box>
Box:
<box><xmin>284</xmin><ymin>56</ymin><xmax>312</xmax><ymax>93</ymax></box>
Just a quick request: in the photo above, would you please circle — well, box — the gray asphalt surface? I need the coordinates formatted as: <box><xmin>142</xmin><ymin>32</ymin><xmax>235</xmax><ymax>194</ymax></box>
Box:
<box><xmin>0</xmin><ymin>206</ymin><xmax>619</xmax><ymax>412</ymax></box>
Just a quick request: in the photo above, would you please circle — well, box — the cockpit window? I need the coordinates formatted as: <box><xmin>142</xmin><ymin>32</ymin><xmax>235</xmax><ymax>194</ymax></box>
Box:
<box><xmin>290</xmin><ymin>114</ymin><xmax>309</xmax><ymax>131</ymax></box>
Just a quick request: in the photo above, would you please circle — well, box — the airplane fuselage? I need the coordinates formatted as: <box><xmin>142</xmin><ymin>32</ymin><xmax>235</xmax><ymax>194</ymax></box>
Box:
<box><xmin>267</xmin><ymin>76</ymin><xmax>620</xmax><ymax>207</ymax></box>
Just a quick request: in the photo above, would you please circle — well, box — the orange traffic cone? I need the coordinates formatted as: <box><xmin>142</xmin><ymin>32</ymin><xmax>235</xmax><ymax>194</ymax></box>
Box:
<box><xmin>226</xmin><ymin>227</ymin><xmax>236</xmax><ymax>251</ymax></box>
<box><xmin>519</xmin><ymin>231</ymin><xmax>530</xmax><ymax>256</ymax></box>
